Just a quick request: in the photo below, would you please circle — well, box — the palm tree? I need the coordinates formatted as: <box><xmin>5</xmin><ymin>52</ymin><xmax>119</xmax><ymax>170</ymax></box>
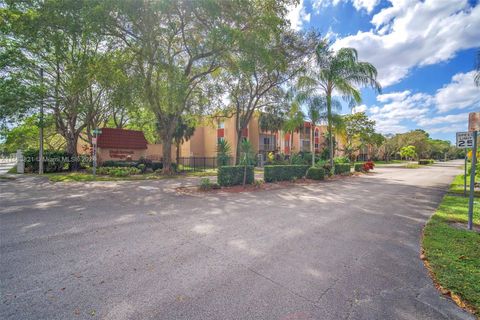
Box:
<box><xmin>302</xmin><ymin>42</ymin><xmax>381</xmax><ymax>168</ymax></box>
<box><xmin>283</xmin><ymin>100</ymin><xmax>304</xmax><ymax>159</ymax></box>
<box><xmin>296</xmin><ymin>93</ymin><xmax>324</xmax><ymax>166</ymax></box>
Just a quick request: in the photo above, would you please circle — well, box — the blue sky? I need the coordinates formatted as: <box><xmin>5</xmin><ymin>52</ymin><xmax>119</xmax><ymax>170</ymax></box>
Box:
<box><xmin>287</xmin><ymin>0</ymin><xmax>480</xmax><ymax>142</ymax></box>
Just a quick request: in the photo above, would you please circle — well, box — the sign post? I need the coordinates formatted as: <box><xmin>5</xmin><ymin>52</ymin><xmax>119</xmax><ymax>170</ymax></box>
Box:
<box><xmin>467</xmin><ymin>131</ymin><xmax>477</xmax><ymax>230</ymax></box>
<box><xmin>464</xmin><ymin>154</ymin><xmax>467</xmax><ymax>197</ymax></box>
<box><xmin>92</xmin><ymin>129</ymin><xmax>102</xmax><ymax>177</ymax></box>
<box><xmin>466</xmin><ymin>112</ymin><xmax>479</xmax><ymax>231</ymax></box>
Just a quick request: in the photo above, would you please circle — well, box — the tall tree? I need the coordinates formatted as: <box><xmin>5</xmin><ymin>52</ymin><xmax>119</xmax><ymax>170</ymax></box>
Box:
<box><xmin>301</xmin><ymin>42</ymin><xmax>381</xmax><ymax>168</ymax></box>
<box><xmin>223</xmin><ymin>30</ymin><xmax>317</xmax><ymax>164</ymax></box>
<box><xmin>341</xmin><ymin>112</ymin><xmax>375</xmax><ymax>163</ymax></box>
<box><xmin>108</xmin><ymin>0</ymin><xmax>266</xmax><ymax>174</ymax></box>
<box><xmin>172</xmin><ymin>117</ymin><xmax>196</xmax><ymax>165</ymax></box>
<box><xmin>2</xmin><ymin>0</ymin><xmax>115</xmax><ymax>169</ymax></box>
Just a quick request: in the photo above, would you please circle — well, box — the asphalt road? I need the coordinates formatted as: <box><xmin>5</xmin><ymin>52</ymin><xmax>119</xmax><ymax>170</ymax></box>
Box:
<box><xmin>0</xmin><ymin>160</ymin><xmax>475</xmax><ymax>320</ymax></box>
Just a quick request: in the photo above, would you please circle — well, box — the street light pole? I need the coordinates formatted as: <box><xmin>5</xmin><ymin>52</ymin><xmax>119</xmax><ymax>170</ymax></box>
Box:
<box><xmin>39</xmin><ymin>68</ymin><xmax>44</xmax><ymax>175</ymax></box>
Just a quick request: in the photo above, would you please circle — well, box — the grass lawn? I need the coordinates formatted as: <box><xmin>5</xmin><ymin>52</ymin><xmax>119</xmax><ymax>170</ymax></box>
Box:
<box><xmin>47</xmin><ymin>170</ymin><xmax>217</xmax><ymax>182</ymax></box>
<box><xmin>449</xmin><ymin>173</ymin><xmax>480</xmax><ymax>197</ymax></box>
<box><xmin>372</xmin><ymin>160</ymin><xmax>408</xmax><ymax>165</ymax></box>
<box><xmin>422</xmin><ymin>195</ymin><xmax>480</xmax><ymax>316</ymax></box>
<box><xmin>405</xmin><ymin>163</ymin><xmax>421</xmax><ymax>169</ymax></box>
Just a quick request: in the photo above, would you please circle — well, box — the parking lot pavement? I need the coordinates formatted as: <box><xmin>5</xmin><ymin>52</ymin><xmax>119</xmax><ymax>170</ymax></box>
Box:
<box><xmin>0</xmin><ymin>160</ymin><xmax>474</xmax><ymax>319</ymax></box>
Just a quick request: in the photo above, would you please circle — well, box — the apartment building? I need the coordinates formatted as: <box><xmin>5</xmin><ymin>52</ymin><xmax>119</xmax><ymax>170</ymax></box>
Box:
<box><xmin>178</xmin><ymin>115</ymin><xmax>343</xmax><ymax>158</ymax></box>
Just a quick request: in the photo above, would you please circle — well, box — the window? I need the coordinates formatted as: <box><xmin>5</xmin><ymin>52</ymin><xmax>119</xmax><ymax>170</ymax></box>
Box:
<box><xmin>315</xmin><ymin>143</ymin><xmax>319</xmax><ymax>148</ymax></box>
<box><xmin>263</xmin><ymin>137</ymin><xmax>270</xmax><ymax>145</ymax></box>
<box><xmin>285</xmin><ymin>140</ymin><xmax>289</xmax><ymax>147</ymax></box>
<box><xmin>217</xmin><ymin>137</ymin><xmax>224</xmax><ymax>144</ymax></box>
<box><xmin>218</xmin><ymin>121</ymin><xmax>225</xmax><ymax>129</ymax></box>
<box><xmin>314</xmin><ymin>130</ymin><xmax>319</xmax><ymax>137</ymax></box>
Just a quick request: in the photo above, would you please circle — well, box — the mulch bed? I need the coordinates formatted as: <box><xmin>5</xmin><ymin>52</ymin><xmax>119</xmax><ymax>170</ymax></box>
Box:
<box><xmin>175</xmin><ymin>173</ymin><xmax>365</xmax><ymax>195</ymax></box>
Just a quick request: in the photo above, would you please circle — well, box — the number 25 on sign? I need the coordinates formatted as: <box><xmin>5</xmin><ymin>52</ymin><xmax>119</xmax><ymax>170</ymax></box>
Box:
<box><xmin>456</xmin><ymin>132</ymin><xmax>474</xmax><ymax>148</ymax></box>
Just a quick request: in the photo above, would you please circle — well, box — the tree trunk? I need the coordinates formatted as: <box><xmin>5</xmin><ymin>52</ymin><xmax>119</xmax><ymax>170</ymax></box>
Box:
<box><xmin>176</xmin><ymin>142</ymin><xmax>180</xmax><ymax>166</ymax></box>
<box><xmin>162</xmin><ymin>137</ymin><xmax>174</xmax><ymax>175</ymax></box>
<box><xmin>65</xmin><ymin>132</ymin><xmax>79</xmax><ymax>171</ymax></box>
<box><xmin>311</xmin><ymin>125</ymin><xmax>315</xmax><ymax>166</ymax></box>
<box><xmin>234</xmin><ymin>132</ymin><xmax>241</xmax><ymax>165</ymax></box>
<box><xmin>327</xmin><ymin>95</ymin><xmax>334</xmax><ymax>170</ymax></box>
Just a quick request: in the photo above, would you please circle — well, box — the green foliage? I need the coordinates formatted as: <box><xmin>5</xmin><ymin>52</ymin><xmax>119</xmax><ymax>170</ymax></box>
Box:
<box><xmin>306</xmin><ymin>167</ymin><xmax>325</xmax><ymax>180</ymax></box>
<box><xmin>399</xmin><ymin>145</ymin><xmax>417</xmax><ymax>160</ymax></box>
<box><xmin>264</xmin><ymin>165</ymin><xmax>309</xmax><ymax>182</ymax></box>
<box><xmin>199</xmin><ymin>178</ymin><xmax>220</xmax><ymax>191</ymax></box>
<box><xmin>301</xmin><ymin>41</ymin><xmax>381</xmax><ymax>167</ymax></box>
<box><xmin>217</xmin><ymin>139</ymin><xmax>232</xmax><ymax>166</ymax></box>
<box><xmin>217</xmin><ymin>166</ymin><xmax>254</xmax><ymax>187</ymax></box>
<box><xmin>334</xmin><ymin>163</ymin><xmax>351</xmax><ymax>175</ymax></box>
<box><xmin>334</xmin><ymin>156</ymin><xmax>350</xmax><ymax>164</ymax></box>
<box><xmin>290</xmin><ymin>153</ymin><xmax>309</xmax><ymax>165</ymax></box>
<box><xmin>23</xmin><ymin>149</ymin><xmax>71</xmax><ymax>173</ymax></box>
<box><xmin>239</xmin><ymin>139</ymin><xmax>256</xmax><ymax>166</ymax></box>
<box><xmin>341</xmin><ymin>112</ymin><xmax>376</xmax><ymax>162</ymax></box>
<box><xmin>418</xmin><ymin>159</ymin><xmax>435</xmax><ymax>165</ymax></box>
<box><xmin>354</xmin><ymin>163</ymin><xmax>364</xmax><ymax>172</ymax></box>
<box><xmin>96</xmin><ymin>166</ymin><xmax>140</xmax><ymax>176</ymax></box>
<box><xmin>1</xmin><ymin>114</ymin><xmax>65</xmax><ymax>154</ymax></box>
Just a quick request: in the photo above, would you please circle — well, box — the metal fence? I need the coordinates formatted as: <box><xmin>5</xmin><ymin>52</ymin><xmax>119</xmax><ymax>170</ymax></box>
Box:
<box><xmin>145</xmin><ymin>156</ymin><xmax>233</xmax><ymax>172</ymax></box>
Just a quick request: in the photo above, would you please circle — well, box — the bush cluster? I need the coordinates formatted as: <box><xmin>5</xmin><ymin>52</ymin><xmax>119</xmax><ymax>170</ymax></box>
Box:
<box><xmin>355</xmin><ymin>161</ymin><xmax>375</xmax><ymax>172</ymax></box>
<box><xmin>306</xmin><ymin>167</ymin><xmax>325</xmax><ymax>180</ymax></box>
<box><xmin>334</xmin><ymin>163</ymin><xmax>351</xmax><ymax>175</ymax></box>
<box><xmin>264</xmin><ymin>165</ymin><xmax>309</xmax><ymax>182</ymax></box>
<box><xmin>418</xmin><ymin>159</ymin><xmax>435</xmax><ymax>165</ymax></box>
<box><xmin>101</xmin><ymin>159</ymin><xmax>176</xmax><ymax>172</ymax></box>
<box><xmin>23</xmin><ymin>149</ymin><xmax>71</xmax><ymax>173</ymax></box>
<box><xmin>199</xmin><ymin>178</ymin><xmax>220</xmax><ymax>191</ymax></box>
<box><xmin>217</xmin><ymin>166</ymin><xmax>254</xmax><ymax>186</ymax></box>
<box><xmin>95</xmin><ymin>166</ymin><xmax>141</xmax><ymax>176</ymax></box>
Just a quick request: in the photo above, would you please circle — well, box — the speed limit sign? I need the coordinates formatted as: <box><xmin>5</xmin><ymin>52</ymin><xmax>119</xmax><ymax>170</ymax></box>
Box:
<box><xmin>456</xmin><ymin>132</ymin><xmax>474</xmax><ymax>148</ymax></box>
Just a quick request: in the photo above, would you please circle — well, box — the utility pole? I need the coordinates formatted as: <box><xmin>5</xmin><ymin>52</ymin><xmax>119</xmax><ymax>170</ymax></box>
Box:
<box><xmin>39</xmin><ymin>68</ymin><xmax>44</xmax><ymax>175</ymax></box>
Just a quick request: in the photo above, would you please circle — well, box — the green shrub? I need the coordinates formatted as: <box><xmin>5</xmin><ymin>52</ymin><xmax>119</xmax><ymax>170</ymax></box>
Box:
<box><xmin>217</xmin><ymin>166</ymin><xmax>254</xmax><ymax>186</ymax></box>
<box><xmin>264</xmin><ymin>165</ymin><xmax>309</xmax><ymax>182</ymax></box>
<box><xmin>334</xmin><ymin>156</ymin><xmax>350</xmax><ymax>164</ymax></box>
<box><xmin>101</xmin><ymin>160</ymin><xmax>136</xmax><ymax>167</ymax></box>
<box><xmin>354</xmin><ymin>163</ymin><xmax>364</xmax><ymax>172</ymax></box>
<box><xmin>199</xmin><ymin>178</ymin><xmax>214</xmax><ymax>191</ymax></box>
<box><xmin>418</xmin><ymin>159</ymin><xmax>435</xmax><ymax>165</ymax></box>
<box><xmin>23</xmin><ymin>149</ymin><xmax>71</xmax><ymax>173</ymax></box>
<box><xmin>334</xmin><ymin>163</ymin><xmax>351</xmax><ymax>175</ymax></box>
<box><xmin>95</xmin><ymin>166</ymin><xmax>140</xmax><ymax>176</ymax></box>
<box><xmin>306</xmin><ymin>167</ymin><xmax>325</xmax><ymax>180</ymax></box>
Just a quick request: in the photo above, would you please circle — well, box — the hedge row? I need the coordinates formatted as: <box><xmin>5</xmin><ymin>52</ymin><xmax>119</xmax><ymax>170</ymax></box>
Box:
<box><xmin>306</xmin><ymin>167</ymin><xmax>325</xmax><ymax>180</ymax></box>
<box><xmin>217</xmin><ymin>166</ymin><xmax>254</xmax><ymax>186</ymax></box>
<box><xmin>334</xmin><ymin>163</ymin><xmax>351</xmax><ymax>175</ymax></box>
<box><xmin>264</xmin><ymin>165</ymin><xmax>309</xmax><ymax>182</ymax></box>
<box><xmin>418</xmin><ymin>159</ymin><xmax>434</xmax><ymax>165</ymax></box>
<box><xmin>101</xmin><ymin>160</ymin><xmax>176</xmax><ymax>172</ymax></box>
<box><xmin>354</xmin><ymin>163</ymin><xmax>363</xmax><ymax>172</ymax></box>
<box><xmin>23</xmin><ymin>149</ymin><xmax>71</xmax><ymax>173</ymax></box>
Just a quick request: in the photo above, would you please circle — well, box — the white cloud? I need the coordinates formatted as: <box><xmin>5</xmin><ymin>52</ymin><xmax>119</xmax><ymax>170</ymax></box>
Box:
<box><xmin>312</xmin><ymin>0</ymin><xmax>380</xmax><ymax>13</ymax></box>
<box><xmin>426</xmin><ymin>123</ymin><xmax>467</xmax><ymax>134</ymax></box>
<box><xmin>368</xmin><ymin>90</ymin><xmax>433</xmax><ymax>133</ymax></box>
<box><xmin>333</xmin><ymin>1</ymin><xmax>480</xmax><ymax>87</ymax></box>
<box><xmin>435</xmin><ymin>71</ymin><xmax>480</xmax><ymax>113</ymax></box>
<box><xmin>417</xmin><ymin>112</ymin><xmax>471</xmax><ymax>127</ymax></box>
<box><xmin>287</xmin><ymin>0</ymin><xmax>311</xmax><ymax>31</ymax></box>
<box><xmin>352</xmin><ymin>104</ymin><xmax>367</xmax><ymax>113</ymax></box>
